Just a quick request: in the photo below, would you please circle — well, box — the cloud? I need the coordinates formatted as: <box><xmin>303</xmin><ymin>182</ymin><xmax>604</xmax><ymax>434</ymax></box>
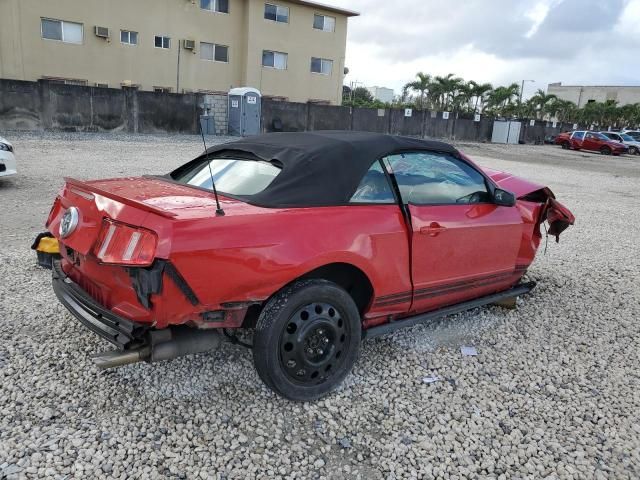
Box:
<box><xmin>322</xmin><ymin>0</ymin><xmax>640</xmax><ymax>94</ymax></box>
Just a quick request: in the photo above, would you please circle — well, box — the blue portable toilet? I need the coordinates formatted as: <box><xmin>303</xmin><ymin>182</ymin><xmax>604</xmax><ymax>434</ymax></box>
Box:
<box><xmin>228</xmin><ymin>87</ymin><xmax>261</xmax><ymax>136</ymax></box>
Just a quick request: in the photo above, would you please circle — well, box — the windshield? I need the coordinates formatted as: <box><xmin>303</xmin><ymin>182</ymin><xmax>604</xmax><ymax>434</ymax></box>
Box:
<box><xmin>619</xmin><ymin>133</ymin><xmax>635</xmax><ymax>141</ymax></box>
<box><xmin>173</xmin><ymin>158</ymin><xmax>281</xmax><ymax>197</ymax></box>
<box><xmin>625</xmin><ymin>131</ymin><xmax>640</xmax><ymax>140</ymax></box>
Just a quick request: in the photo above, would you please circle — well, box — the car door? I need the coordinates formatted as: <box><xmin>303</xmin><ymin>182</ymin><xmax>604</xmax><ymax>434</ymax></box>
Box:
<box><xmin>582</xmin><ymin>132</ymin><xmax>601</xmax><ymax>151</ymax></box>
<box><xmin>383</xmin><ymin>151</ymin><xmax>524</xmax><ymax>313</ymax></box>
<box><xmin>571</xmin><ymin>131</ymin><xmax>586</xmax><ymax>149</ymax></box>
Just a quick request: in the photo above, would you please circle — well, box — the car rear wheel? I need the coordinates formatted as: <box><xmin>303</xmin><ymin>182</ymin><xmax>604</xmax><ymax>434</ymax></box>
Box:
<box><xmin>561</xmin><ymin>141</ymin><xmax>570</xmax><ymax>150</ymax></box>
<box><xmin>252</xmin><ymin>279</ymin><xmax>361</xmax><ymax>401</ymax></box>
<box><xmin>600</xmin><ymin>146</ymin><xmax>612</xmax><ymax>155</ymax></box>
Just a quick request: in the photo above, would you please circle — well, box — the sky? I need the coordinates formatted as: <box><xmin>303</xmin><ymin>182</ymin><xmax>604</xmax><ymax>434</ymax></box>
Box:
<box><xmin>328</xmin><ymin>0</ymin><xmax>640</xmax><ymax>98</ymax></box>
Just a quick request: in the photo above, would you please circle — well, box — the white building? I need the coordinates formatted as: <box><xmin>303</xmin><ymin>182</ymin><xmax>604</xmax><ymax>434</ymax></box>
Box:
<box><xmin>548</xmin><ymin>82</ymin><xmax>640</xmax><ymax>108</ymax></box>
<box><xmin>367</xmin><ymin>86</ymin><xmax>395</xmax><ymax>104</ymax></box>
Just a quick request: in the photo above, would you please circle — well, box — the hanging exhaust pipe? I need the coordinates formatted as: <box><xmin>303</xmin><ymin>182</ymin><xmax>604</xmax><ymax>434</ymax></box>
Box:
<box><xmin>91</xmin><ymin>327</ymin><xmax>224</xmax><ymax>369</ymax></box>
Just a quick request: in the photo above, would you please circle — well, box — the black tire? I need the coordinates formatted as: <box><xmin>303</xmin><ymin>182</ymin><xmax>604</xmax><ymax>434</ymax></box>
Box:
<box><xmin>600</xmin><ymin>146</ymin><xmax>612</xmax><ymax>155</ymax></box>
<box><xmin>629</xmin><ymin>146</ymin><xmax>639</xmax><ymax>155</ymax></box>
<box><xmin>253</xmin><ymin>279</ymin><xmax>361</xmax><ymax>401</ymax></box>
<box><xmin>561</xmin><ymin>141</ymin><xmax>570</xmax><ymax>150</ymax></box>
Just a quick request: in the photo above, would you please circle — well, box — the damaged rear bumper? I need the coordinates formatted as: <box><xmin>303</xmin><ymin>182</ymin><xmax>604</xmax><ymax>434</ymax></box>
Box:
<box><xmin>52</xmin><ymin>259</ymin><xmax>223</xmax><ymax>368</ymax></box>
<box><xmin>52</xmin><ymin>259</ymin><xmax>148</xmax><ymax>350</ymax></box>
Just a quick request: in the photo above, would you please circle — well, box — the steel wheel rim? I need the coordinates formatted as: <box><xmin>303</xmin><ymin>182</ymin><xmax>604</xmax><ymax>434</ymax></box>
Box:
<box><xmin>279</xmin><ymin>302</ymin><xmax>350</xmax><ymax>385</ymax></box>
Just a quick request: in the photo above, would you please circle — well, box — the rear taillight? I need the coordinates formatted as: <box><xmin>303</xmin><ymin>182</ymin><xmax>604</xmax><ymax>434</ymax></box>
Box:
<box><xmin>94</xmin><ymin>219</ymin><xmax>157</xmax><ymax>266</ymax></box>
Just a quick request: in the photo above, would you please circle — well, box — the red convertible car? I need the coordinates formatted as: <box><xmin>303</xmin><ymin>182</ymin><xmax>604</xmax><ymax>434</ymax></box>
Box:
<box><xmin>47</xmin><ymin>132</ymin><xmax>574</xmax><ymax>401</ymax></box>
<box><xmin>555</xmin><ymin>130</ymin><xmax>628</xmax><ymax>155</ymax></box>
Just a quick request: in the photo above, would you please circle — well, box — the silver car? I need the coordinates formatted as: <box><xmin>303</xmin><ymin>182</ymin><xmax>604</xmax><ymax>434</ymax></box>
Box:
<box><xmin>601</xmin><ymin>131</ymin><xmax>640</xmax><ymax>155</ymax></box>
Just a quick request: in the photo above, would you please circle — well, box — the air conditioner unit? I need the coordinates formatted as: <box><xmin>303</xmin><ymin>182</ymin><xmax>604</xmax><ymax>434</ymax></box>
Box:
<box><xmin>94</xmin><ymin>26</ymin><xmax>110</xmax><ymax>39</ymax></box>
<box><xmin>183</xmin><ymin>39</ymin><xmax>196</xmax><ymax>51</ymax></box>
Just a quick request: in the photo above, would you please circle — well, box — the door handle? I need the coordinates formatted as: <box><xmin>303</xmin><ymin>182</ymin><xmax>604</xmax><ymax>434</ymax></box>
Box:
<box><xmin>420</xmin><ymin>222</ymin><xmax>446</xmax><ymax>236</ymax></box>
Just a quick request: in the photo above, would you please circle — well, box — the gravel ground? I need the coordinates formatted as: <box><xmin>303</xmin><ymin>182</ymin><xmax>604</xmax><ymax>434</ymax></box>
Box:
<box><xmin>0</xmin><ymin>132</ymin><xmax>639</xmax><ymax>480</ymax></box>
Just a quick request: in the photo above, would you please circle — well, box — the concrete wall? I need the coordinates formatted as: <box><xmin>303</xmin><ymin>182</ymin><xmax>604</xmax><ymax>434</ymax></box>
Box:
<box><xmin>0</xmin><ymin>79</ymin><xmax>586</xmax><ymax>141</ymax></box>
<box><xmin>0</xmin><ymin>79</ymin><xmax>43</xmax><ymax>130</ymax></box>
<box><xmin>0</xmin><ymin>79</ymin><xmax>203</xmax><ymax>133</ymax></box>
<box><xmin>260</xmin><ymin>100</ymin><xmax>524</xmax><ymax>143</ymax></box>
<box><xmin>201</xmin><ymin>94</ymin><xmax>228</xmax><ymax>135</ymax></box>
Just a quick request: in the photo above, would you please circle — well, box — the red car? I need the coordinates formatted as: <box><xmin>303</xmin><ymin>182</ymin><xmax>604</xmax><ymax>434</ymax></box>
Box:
<box><xmin>555</xmin><ymin>130</ymin><xmax>628</xmax><ymax>155</ymax></box>
<box><xmin>47</xmin><ymin>132</ymin><xmax>574</xmax><ymax>401</ymax></box>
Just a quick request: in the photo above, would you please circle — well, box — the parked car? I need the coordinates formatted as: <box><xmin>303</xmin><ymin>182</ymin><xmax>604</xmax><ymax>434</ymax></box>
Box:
<box><xmin>600</xmin><ymin>131</ymin><xmax>640</xmax><ymax>155</ymax></box>
<box><xmin>555</xmin><ymin>130</ymin><xmax>628</xmax><ymax>155</ymax></box>
<box><xmin>46</xmin><ymin>131</ymin><xmax>575</xmax><ymax>401</ymax></box>
<box><xmin>0</xmin><ymin>135</ymin><xmax>17</xmax><ymax>177</ymax></box>
<box><xmin>621</xmin><ymin>130</ymin><xmax>640</xmax><ymax>142</ymax></box>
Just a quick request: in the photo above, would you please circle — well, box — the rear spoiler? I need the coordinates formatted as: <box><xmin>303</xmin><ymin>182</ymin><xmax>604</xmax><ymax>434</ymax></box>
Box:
<box><xmin>64</xmin><ymin>177</ymin><xmax>178</xmax><ymax>218</ymax></box>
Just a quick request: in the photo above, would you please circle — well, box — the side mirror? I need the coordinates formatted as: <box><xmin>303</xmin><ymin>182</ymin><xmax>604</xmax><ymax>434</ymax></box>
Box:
<box><xmin>493</xmin><ymin>188</ymin><xmax>516</xmax><ymax>207</ymax></box>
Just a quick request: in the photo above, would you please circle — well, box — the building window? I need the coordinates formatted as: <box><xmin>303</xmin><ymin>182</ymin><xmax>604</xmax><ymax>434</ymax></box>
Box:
<box><xmin>262</xmin><ymin>50</ymin><xmax>288</xmax><ymax>70</ymax></box>
<box><xmin>120</xmin><ymin>30</ymin><xmax>138</xmax><ymax>45</ymax></box>
<box><xmin>200</xmin><ymin>42</ymin><xmax>229</xmax><ymax>62</ymax></box>
<box><xmin>42</xmin><ymin>76</ymin><xmax>88</xmax><ymax>86</ymax></box>
<box><xmin>313</xmin><ymin>14</ymin><xmax>335</xmax><ymax>32</ymax></box>
<box><xmin>95</xmin><ymin>82</ymin><xmax>109</xmax><ymax>88</ymax></box>
<box><xmin>311</xmin><ymin>57</ymin><xmax>333</xmax><ymax>75</ymax></box>
<box><xmin>264</xmin><ymin>4</ymin><xmax>289</xmax><ymax>23</ymax></box>
<box><xmin>154</xmin><ymin>36</ymin><xmax>171</xmax><ymax>49</ymax></box>
<box><xmin>153</xmin><ymin>87</ymin><xmax>172</xmax><ymax>93</ymax></box>
<box><xmin>41</xmin><ymin>19</ymin><xmax>83</xmax><ymax>44</ymax></box>
<box><xmin>200</xmin><ymin>0</ymin><xmax>229</xmax><ymax>13</ymax></box>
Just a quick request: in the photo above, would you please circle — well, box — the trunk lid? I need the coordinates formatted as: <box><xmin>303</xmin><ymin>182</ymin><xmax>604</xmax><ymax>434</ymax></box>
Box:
<box><xmin>47</xmin><ymin>176</ymin><xmax>243</xmax><ymax>256</ymax></box>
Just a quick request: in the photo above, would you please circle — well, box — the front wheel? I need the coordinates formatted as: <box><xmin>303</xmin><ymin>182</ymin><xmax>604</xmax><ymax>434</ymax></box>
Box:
<box><xmin>561</xmin><ymin>141</ymin><xmax>570</xmax><ymax>150</ymax></box>
<box><xmin>253</xmin><ymin>279</ymin><xmax>361</xmax><ymax>401</ymax></box>
<box><xmin>629</xmin><ymin>146</ymin><xmax>639</xmax><ymax>155</ymax></box>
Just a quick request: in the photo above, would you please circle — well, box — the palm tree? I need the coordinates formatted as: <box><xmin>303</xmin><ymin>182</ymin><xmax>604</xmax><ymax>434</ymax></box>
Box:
<box><xmin>453</xmin><ymin>81</ymin><xmax>474</xmax><ymax>113</ymax></box>
<box><xmin>619</xmin><ymin>103</ymin><xmax>640</xmax><ymax>128</ymax></box>
<box><xmin>545</xmin><ymin>99</ymin><xmax>577</xmax><ymax>123</ymax></box>
<box><xmin>403</xmin><ymin>72</ymin><xmax>431</xmax><ymax>110</ymax></box>
<box><xmin>486</xmin><ymin>83</ymin><xmax>520</xmax><ymax>116</ymax></box>
<box><xmin>468</xmin><ymin>81</ymin><xmax>493</xmax><ymax>113</ymax></box>
<box><xmin>528</xmin><ymin>89</ymin><xmax>557</xmax><ymax>119</ymax></box>
<box><xmin>433</xmin><ymin>74</ymin><xmax>464</xmax><ymax>111</ymax></box>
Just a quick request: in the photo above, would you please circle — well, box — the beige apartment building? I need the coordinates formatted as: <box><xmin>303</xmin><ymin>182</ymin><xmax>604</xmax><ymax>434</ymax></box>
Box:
<box><xmin>0</xmin><ymin>0</ymin><xmax>358</xmax><ymax>104</ymax></box>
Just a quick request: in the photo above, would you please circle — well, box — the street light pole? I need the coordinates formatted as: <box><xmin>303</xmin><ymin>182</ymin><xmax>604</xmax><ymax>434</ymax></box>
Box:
<box><xmin>519</xmin><ymin>79</ymin><xmax>535</xmax><ymax>104</ymax></box>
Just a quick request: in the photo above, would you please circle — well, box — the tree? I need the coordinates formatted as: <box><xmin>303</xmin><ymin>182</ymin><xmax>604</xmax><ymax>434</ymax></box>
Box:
<box><xmin>545</xmin><ymin>99</ymin><xmax>577</xmax><ymax>123</ymax></box>
<box><xmin>468</xmin><ymin>81</ymin><xmax>493</xmax><ymax>113</ymax></box>
<box><xmin>433</xmin><ymin>74</ymin><xmax>464</xmax><ymax>110</ymax></box>
<box><xmin>486</xmin><ymin>83</ymin><xmax>520</xmax><ymax>117</ymax></box>
<box><xmin>528</xmin><ymin>89</ymin><xmax>557</xmax><ymax>119</ymax></box>
<box><xmin>403</xmin><ymin>72</ymin><xmax>431</xmax><ymax>110</ymax></box>
<box><xmin>342</xmin><ymin>86</ymin><xmax>388</xmax><ymax>108</ymax></box>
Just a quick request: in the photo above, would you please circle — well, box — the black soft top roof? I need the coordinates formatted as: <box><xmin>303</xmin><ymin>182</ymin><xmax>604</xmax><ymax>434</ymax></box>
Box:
<box><xmin>179</xmin><ymin>131</ymin><xmax>460</xmax><ymax>207</ymax></box>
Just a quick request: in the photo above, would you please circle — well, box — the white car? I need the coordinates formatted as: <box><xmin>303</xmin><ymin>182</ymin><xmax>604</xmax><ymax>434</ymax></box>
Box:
<box><xmin>0</xmin><ymin>135</ymin><xmax>17</xmax><ymax>177</ymax></box>
<box><xmin>600</xmin><ymin>131</ymin><xmax>640</xmax><ymax>155</ymax></box>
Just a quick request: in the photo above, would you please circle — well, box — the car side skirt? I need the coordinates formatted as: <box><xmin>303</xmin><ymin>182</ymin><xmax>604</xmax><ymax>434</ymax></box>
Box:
<box><xmin>362</xmin><ymin>281</ymin><xmax>536</xmax><ymax>339</ymax></box>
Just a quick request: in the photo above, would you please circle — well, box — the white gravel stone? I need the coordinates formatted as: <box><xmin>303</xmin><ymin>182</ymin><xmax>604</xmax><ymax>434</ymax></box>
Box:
<box><xmin>0</xmin><ymin>132</ymin><xmax>639</xmax><ymax>479</ymax></box>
